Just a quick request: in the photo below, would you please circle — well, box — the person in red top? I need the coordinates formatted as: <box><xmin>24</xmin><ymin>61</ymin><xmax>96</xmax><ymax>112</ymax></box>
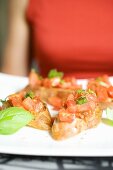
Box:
<box><xmin>2</xmin><ymin>0</ymin><xmax>113</xmax><ymax>78</ymax></box>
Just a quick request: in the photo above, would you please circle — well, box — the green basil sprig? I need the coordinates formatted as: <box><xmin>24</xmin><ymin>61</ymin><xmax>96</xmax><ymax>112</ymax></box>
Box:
<box><xmin>102</xmin><ymin>108</ymin><xmax>113</xmax><ymax>126</ymax></box>
<box><xmin>48</xmin><ymin>69</ymin><xmax>64</xmax><ymax>79</ymax></box>
<box><xmin>0</xmin><ymin>107</ymin><xmax>34</xmax><ymax>135</ymax></box>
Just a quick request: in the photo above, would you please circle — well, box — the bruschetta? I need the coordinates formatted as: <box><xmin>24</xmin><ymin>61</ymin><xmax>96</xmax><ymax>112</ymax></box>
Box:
<box><xmin>27</xmin><ymin>69</ymin><xmax>82</xmax><ymax>109</ymax></box>
<box><xmin>51</xmin><ymin>89</ymin><xmax>102</xmax><ymax>140</ymax></box>
<box><xmin>2</xmin><ymin>91</ymin><xmax>52</xmax><ymax>130</ymax></box>
<box><xmin>87</xmin><ymin>75</ymin><xmax>113</xmax><ymax>110</ymax></box>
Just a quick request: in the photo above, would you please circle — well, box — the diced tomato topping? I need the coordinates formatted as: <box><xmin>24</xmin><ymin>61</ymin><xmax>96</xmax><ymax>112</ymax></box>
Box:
<box><xmin>43</xmin><ymin>77</ymin><xmax>62</xmax><ymax>88</ymax></box>
<box><xmin>8</xmin><ymin>92</ymin><xmax>43</xmax><ymax>114</ymax></box>
<box><xmin>67</xmin><ymin>93</ymin><xmax>74</xmax><ymax>101</ymax></box>
<box><xmin>22</xmin><ymin>96</ymin><xmax>43</xmax><ymax>113</ymax></box>
<box><xmin>64</xmin><ymin>77</ymin><xmax>76</xmax><ymax>84</ymax></box>
<box><xmin>42</xmin><ymin>78</ymin><xmax>51</xmax><ymax>88</ymax></box>
<box><xmin>65</xmin><ymin>91</ymin><xmax>97</xmax><ymax>114</ymax></box>
<box><xmin>22</xmin><ymin>97</ymin><xmax>35</xmax><ymax>111</ymax></box>
<box><xmin>51</xmin><ymin>77</ymin><xmax>61</xmax><ymax>87</ymax></box>
<box><xmin>101</xmin><ymin>75</ymin><xmax>111</xmax><ymax>86</ymax></box>
<box><xmin>87</xmin><ymin>82</ymin><xmax>97</xmax><ymax>92</ymax></box>
<box><xmin>60</xmin><ymin>77</ymin><xmax>82</xmax><ymax>89</ymax></box>
<box><xmin>96</xmin><ymin>86</ymin><xmax>108</xmax><ymax>102</ymax></box>
<box><xmin>67</xmin><ymin>105</ymin><xmax>77</xmax><ymax>113</ymax></box>
<box><xmin>48</xmin><ymin>96</ymin><xmax>62</xmax><ymax>110</ymax></box>
<box><xmin>66</xmin><ymin>100</ymin><xmax>75</xmax><ymax>107</ymax></box>
<box><xmin>107</xmin><ymin>86</ymin><xmax>113</xmax><ymax>98</ymax></box>
<box><xmin>58</xmin><ymin>109</ymin><xmax>75</xmax><ymax>123</ymax></box>
<box><xmin>8</xmin><ymin>94</ymin><xmax>23</xmax><ymax>107</ymax></box>
<box><xmin>88</xmin><ymin>75</ymin><xmax>111</xmax><ymax>92</ymax></box>
<box><xmin>67</xmin><ymin>101</ymin><xmax>96</xmax><ymax>113</ymax></box>
<box><xmin>59</xmin><ymin>81</ymin><xmax>72</xmax><ymax>89</ymax></box>
<box><xmin>86</xmin><ymin>93</ymin><xmax>97</xmax><ymax>102</ymax></box>
<box><xmin>58</xmin><ymin>89</ymin><xmax>98</xmax><ymax>123</ymax></box>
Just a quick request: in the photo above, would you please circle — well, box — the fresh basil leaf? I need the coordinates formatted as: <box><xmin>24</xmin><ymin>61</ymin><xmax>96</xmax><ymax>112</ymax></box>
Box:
<box><xmin>48</xmin><ymin>69</ymin><xmax>64</xmax><ymax>79</ymax></box>
<box><xmin>102</xmin><ymin>118</ymin><xmax>113</xmax><ymax>126</ymax></box>
<box><xmin>0</xmin><ymin>107</ymin><xmax>34</xmax><ymax>135</ymax></box>
<box><xmin>106</xmin><ymin>108</ymin><xmax>113</xmax><ymax>121</ymax></box>
<box><xmin>76</xmin><ymin>96</ymin><xmax>88</xmax><ymax>105</ymax></box>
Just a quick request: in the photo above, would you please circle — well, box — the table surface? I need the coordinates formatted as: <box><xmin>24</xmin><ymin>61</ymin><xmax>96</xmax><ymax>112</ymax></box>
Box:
<box><xmin>0</xmin><ymin>154</ymin><xmax>113</xmax><ymax>170</ymax></box>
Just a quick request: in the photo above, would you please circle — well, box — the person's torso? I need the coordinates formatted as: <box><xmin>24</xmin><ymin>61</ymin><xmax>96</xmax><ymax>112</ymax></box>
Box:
<box><xmin>27</xmin><ymin>0</ymin><xmax>113</xmax><ymax>78</ymax></box>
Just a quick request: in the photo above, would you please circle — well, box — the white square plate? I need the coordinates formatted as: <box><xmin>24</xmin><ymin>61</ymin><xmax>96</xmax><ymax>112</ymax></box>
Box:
<box><xmin>0</xmin><ymin>73</ymin><xmax>113</xmax><ymax>156</ymax></box>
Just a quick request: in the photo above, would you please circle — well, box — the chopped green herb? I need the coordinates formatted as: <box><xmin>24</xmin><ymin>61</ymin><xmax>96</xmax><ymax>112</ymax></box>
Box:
<box><xmin>87</xmin><ymin>89</ymin><xmax>95</xmax><ymax>94</ymax></box>
<box><xmin>48</xmin><ymin>69</ymin><xmax>64</xmax><ymax>79</ymax></box>
<box><xmin>76</xmin><ymin>96</ymin><xmax>88</xmax><ymax>105</ymax></box>
<box><xmin>95</xmin><ymin>77</ymin><xmax>102</xmax><ymax>82</ymax></box>
<box><xmin>25</xmin><ymin>91</ymin><xmax>35</xmax><ymax>99</ymax></box>
<box><xmin>60</xmin><ymin>79</ymin><xmax>65</xmax><ymax>84</ymax></box>
<box><xmin>76</xmin><ymin>89</ymin><xmax>85</xmax><ymax>94</ymax></box>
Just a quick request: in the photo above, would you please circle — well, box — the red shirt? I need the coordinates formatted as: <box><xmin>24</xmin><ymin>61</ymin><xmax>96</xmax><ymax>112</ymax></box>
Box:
<box><xmin>26</xmin><ymin>0</ymin><xmax>113</xmax><ymax>78</ymax></box>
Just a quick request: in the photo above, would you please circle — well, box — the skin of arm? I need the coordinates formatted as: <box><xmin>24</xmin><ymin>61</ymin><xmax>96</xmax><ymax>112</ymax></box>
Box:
<box><xmin>2</xmin><ymin>0</ymin><xmax>29</xmax><ymax>76</ymax></box>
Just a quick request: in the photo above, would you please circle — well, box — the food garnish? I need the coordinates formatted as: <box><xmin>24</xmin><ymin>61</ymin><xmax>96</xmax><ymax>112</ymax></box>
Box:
<box><xmin>48</xmin><ymin>69</ymin><xmax>64</xmax><ymax>79</ymax></box>
<box><xmin>0</xmin><ymin>107</ymin><xmax>34</xmax><ymax>135</ymax></box>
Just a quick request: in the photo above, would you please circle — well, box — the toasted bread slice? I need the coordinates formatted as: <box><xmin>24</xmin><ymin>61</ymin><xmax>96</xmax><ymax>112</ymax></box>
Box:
<box><xmin>51</xmin><ymin>90</ymin><xmax>102</xmax><ymax>140</ymax></box>
<box><xmin>87</xmin><ymin>75</ymin><xmax>113</xmax><ymax>110</ymax></box>
<box><xmin>51</xmin><ymin>106</ymin><xmax>102</xmax><ymax>140</ymax></box>
<box><xmin>7</xmin><ymin>92</ymin><xmax>52</xmax><ymax>130</ymax></box>
<box><xmin>27</xmin><ymin>69</ymin><xmax>82</xmax><ymax>109</ymax></box>
<box><xmin>28</xmin><ymin>103</ymin><xmax>52</xmax><ymax>130</ymax></box>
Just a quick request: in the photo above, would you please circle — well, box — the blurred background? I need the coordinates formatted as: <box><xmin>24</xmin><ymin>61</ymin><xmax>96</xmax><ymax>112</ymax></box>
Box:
<box><xmin>0</xmin><ymin>0</ymin><xmax>8</xmax><ymax>71</ymax></box>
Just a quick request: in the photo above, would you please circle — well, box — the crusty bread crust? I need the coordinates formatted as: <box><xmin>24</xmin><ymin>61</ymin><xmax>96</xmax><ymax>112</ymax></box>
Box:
<box><xmin>28</xmin><ymin>104</ymin><xmax>52</xmax><ymax>130</ymax></box>
<box><xmin>51</xmin><ymin>106</ymin><xmax>102</xmax><ymax>140</ymax></box>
